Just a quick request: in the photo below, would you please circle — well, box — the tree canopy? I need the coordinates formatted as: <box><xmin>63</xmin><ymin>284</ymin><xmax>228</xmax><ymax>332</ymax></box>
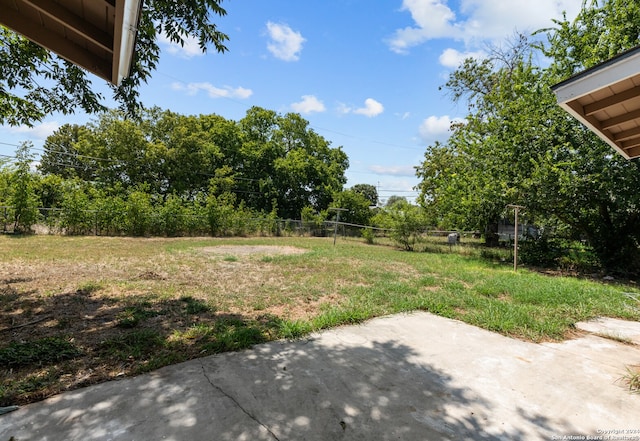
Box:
<box><xmin>38</xmin><ymin>107</ymin><xmax>349</xmax><ymax>220</ymax></box>
<box><xmin>0</xmin><ymin>0</ymin><xmax>229</xmax><ymax>126</ymax></box>
<box><xmin>350</xmin><ymin>184</ymin><xmax>378</xmax><ymax>207</ymax></box>
<box><xmin>416</xmin><ymin>0</ymin><xmax>640</xmax><ymax>273</ymax></box>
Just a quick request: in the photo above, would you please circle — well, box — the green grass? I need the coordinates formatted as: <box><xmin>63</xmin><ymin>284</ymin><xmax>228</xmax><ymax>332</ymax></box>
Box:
<box><xmin>116</xmin><ymin>304</ymin><xmax>161</xmax><ymax>328</ymax></box>
<box><xmin>180</xmin><ymin>295</ymin><xmax>213</xmax><ymax>314</ymax></box>
<box><xmin>0</xmin><ymin>337</ymin><xmax>82</xmax><ymax>368</ymax></box>
<box><xmin>1</xmin><ymin>234</ymin><xmax>640</xmax><ymax>405</ymax></box>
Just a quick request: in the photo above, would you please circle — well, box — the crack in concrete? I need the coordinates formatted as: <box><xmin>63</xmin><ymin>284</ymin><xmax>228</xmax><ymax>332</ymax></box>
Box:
<box><xmin>200</xmin><ymin>364</ymin><xmax>280</xmax><ymax>441</ymax></box>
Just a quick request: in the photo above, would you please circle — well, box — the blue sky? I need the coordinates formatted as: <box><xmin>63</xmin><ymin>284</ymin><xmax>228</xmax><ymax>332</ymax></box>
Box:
<box><xmin>0</xmin><ymin>0</ymin><xmax>582</xmax><ymax>205</ymax></box>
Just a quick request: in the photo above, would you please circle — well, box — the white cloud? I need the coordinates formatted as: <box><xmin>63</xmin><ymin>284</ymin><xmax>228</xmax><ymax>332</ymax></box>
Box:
<box><xmin>291</xmin><ymin>95</ymin><xmax>326</xmax><ymax>114</ymax></box>
<box><xmin>388</xmin><ymin>0</ymin><xmax>457</xmax><ymax>53</ymax></box>
<box><xmin>438</xmin><ymin>48</ymin><xmax>486</xmax><ymax>68</ymax></box>
<box><xmin>266</xmin><ymin>22</ymin><xmax>305</xmax><ymax>61</ymax></box>
<box><xmin>369</xmin><ymin>165</ymin><xmax>416</xmax><ymax>177</ymax></box>
<box><xmin>171</xmin><ymin>82</ymin><xmax>253</xmax><ymax>99</ymax></box>
<box><xmin>340</xmin><ymin>98</ymin><xmax>384</xmax><ymax>118</ymax></box>
<box><xmin>158</xmin><ymin>32</ymin><xmax>203</xmax><ymax>58</ymax></box>
<box><xmin>388</xmin><ymin>0</ymin><xmax>582</xmax><ymax>54</ymax></box>
<box><xmin>419</xmin><ymin>115</ymin><xmax>465</xmax><ymax>141</ymax></box>
<box><xmin>355</xmin><ymin>99</ymin><xmax>384</xmax><ymax>117</ymax></box>
<box><xmin>7</xmin><ymin>121</ymin><xmax>60</xmax><ymax>140</ymax></box>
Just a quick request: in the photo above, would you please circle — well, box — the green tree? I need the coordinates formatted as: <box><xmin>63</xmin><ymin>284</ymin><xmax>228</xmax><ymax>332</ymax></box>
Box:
<box><xmin>10</xmin><ymin>142</ymin><xmax>40</xmax><ymax>232</ymax></box>
<box><xmin>385</xmin><ymin>195</ymin><xmax>408</xmax><ymax>208</ymax></box>
<box><xmin>533</xmin><ymin>0</ymin><xmax>640</xmax><ymax>271</ymax></box>
<box><xmin>35</xmin><ymin>174</ymin><xmax>65</xmax><ymax>209</ymax></box>
<box><xmin>373</xmin><ymin>201</ymin><xmax>427</xmax><ymax>251</ymax></box>
<box><xmin>331</xmin><ymin>190</ymin><xmax>373</xmax><ymax>226</ymax></box>
<box><xmin>38</xmin><ymin>106</ymin><xmax>349</xmax><ymax>222</ymax></box>
<box><xmin>40</xmin><ymin>111</ymin><xmax>165</xmax><ymax>195</ymax></box>
<box><xmin>59</xmin><ymin>180</ymin><xmax>93</xmax><ymax>235</ymax></box>
<box><xmin>161</xmin><ymin>113</ymin><xmax>227</xmax><ymax>198</ymax></box>
<box><xmin>238</xmin><ymin>107</ymin><xmax>348</xmax><ymax>218</ymax></box>
<box><xmin>90</xmin><ymin>189</ymin><xmax>127</xmax><ymax>236</ymax></box>
<box><xmin>0</xmin><ymin>161</ymin><xmax>12</xmax><ymax>207</ymax></box>
<box><xmin>540</xmin><ymin>0</ymin><xmax>640</xmax><ymax>76</ymax></box>
<box><xmin>205</xmin><ymin>191</ymin><xmax>237</xmax><ymax>236</ymax></box>
<box><xmin>416</xmin><ymin>36</ymin><xmax>540</xmax><ymax>237</ymax></box>
<box><xmin>39</xmin><ymin>124</ymin><xmax>93</xmax><ymax>180</ymax></box>
<box><xmin>416</xmin><ymin>2</ymin><xmax>640</xmax><ymax>273</ymax></box>
<box><xmin>1</xmin><ymin>1</ymin><xmax>229</xmax><ymax>126</ymax></box>
<box><xmin>351</xmin><ymin>184</ymin><xmax>378</xmax><ymax>206</ymax></box>
<box><xmin>125</xmin><ymin>186</ymin><xmax>154</xmax><ymax>236</ymax></box>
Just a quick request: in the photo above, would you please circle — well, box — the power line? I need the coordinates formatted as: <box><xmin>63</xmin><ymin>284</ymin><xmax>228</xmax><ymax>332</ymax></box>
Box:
<box><xmin>0</xmin><ymin>141</ymin><xmax>21</xmax><ymax>147</ymax></box>
<box><xmin>378</xmin><ymin>189</ymin><xmax>418</xmax><ymax>193</ymax></box>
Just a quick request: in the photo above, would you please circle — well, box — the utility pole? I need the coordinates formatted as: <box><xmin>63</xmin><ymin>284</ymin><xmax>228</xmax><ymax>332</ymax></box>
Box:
<box><xmin>329</xmin><ymin>207</ymin><xmax>348</xmax><ymax>246</ymax></box>
<box><xmin>506</xmin><ymin>205</ymin><xmax>524</xmax><ymax>271</ymax></box>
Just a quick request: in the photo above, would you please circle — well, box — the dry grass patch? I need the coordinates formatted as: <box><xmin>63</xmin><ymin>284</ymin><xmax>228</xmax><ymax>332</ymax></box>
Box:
<box><xmin>3</xmin><ymin>235</ymin><xmax>639</xmax><ymax>405</ymax></box>
<box><xmin>199</xmin><ymin>245</ymin><xmax>308</xmax><ymax>257</ymax></box>
<box><xmin>0</xmin><ymin>237</ymin><xmax>354</xmax><ymax>405</ymax></box>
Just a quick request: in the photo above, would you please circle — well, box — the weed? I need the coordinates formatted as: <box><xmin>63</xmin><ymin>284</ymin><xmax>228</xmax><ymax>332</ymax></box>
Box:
<box><xmin>173</xmin><ymin>323</ymin><xmax>215</xmax><ymax>341</ymax></box>
<box><xmin>116</xmin><ymin>304</ymin><xmax>160</xmax><ymax>328</ymax></box>
<box><xmin>279</xmin><ymin>319</ymin><xmax>312</xmax><ymax>339</ymax></box>
<box><xmin>223</xmin><ymin>255</ymin><xmax>238</xmax><ymax>262</ymax></box>
<box><xmin>312</xmin><ymin>307</ymin><xmax>369</xmax><ymax>330</ymax></box>
<box><xmin>621</xmin><ymin>366</ymin><xmax>640</xmax><ymax>393</ymax></box>
<box><xmin>208</xmin><ymin>327</ymin><xmax>264</xmax><ymax>353</ymax></box>
<box><xmin>99</xmin><ymin>329</ymin><xmax>164</xmax><ymax>360</ymax></box>
<box><xmin>361</xmin><ymin>227</ymin><xmax>375</xmax><ymax>245</ymax></box>
<box><xmin>76</xmin><ymin>282</ymin><xmax>103</xmax><ymax>294</ymax></box>
<box><xmin>0</xmin><ymin>337</ymin><xmax>82</xmax><ymax>368</ymax></box>
<box><xmin>16</xmin><ymin>368</ymin><xmax>61</xmax><ymax>394</ymax></box>
<box><xmin>180</xmin><ymin>296</ymin><xmax>212</xmax><ymax>314</ymax></box>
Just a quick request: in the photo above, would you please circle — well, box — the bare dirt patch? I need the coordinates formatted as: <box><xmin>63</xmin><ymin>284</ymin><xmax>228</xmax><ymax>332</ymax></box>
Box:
<box><xmin>0</xmin><ymin>238</ymin><xmax>327</xmax><ymax>406</ymax></box>
<box><xmin>199</xmin><ymin>245</ymin><xmax>308</xmax><ymax>257</ymax></box>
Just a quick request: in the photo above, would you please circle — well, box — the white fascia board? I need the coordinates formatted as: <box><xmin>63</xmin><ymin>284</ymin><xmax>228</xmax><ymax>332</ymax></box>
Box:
<box><xmin>553</xmin><ymin>48</ymin><xmax>640</xmax><ymax>104</ymax></box>
<box><xmin>116</xmin><ymin>0</ymin><xmax>142</xmax><ymax>86</ymax></box>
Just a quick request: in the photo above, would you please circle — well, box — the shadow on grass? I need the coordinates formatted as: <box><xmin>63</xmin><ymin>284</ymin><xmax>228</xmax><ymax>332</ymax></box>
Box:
<box><xmin>0</xmin><ymin>279</ymin><xmax>286</xmax><ymax>406</ymax></box>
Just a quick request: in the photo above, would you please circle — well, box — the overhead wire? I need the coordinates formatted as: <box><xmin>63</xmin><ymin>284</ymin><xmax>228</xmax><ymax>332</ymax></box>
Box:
<box><xmin>1</xmin><ymin>68</ymin><xmax>425</xmax><ymax>193</ymax></box>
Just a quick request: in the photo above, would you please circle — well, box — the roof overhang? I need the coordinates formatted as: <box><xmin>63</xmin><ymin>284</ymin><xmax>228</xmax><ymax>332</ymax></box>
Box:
<box><xmin>0</xmin><ymin>0</ymin><xmax>142</xmax><ymax>86</ymax></box>
<box><xmin>552</xmin><ymin>46</ymin><xmax>640</xmax><ymax>159</ymax></box>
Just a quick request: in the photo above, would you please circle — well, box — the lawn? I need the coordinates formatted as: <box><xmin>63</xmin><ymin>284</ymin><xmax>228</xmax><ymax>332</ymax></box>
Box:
<box><xmin>1</xmin><ymin>235</ymin><xmax>639</xmax><ymax>405</ymax></box>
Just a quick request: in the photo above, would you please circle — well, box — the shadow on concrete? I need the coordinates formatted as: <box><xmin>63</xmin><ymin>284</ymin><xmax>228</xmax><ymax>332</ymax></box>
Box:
<box><xmin>1</xmin><ymin>326</ymin><xmax>574</xmax><ymax>441</ymax></box>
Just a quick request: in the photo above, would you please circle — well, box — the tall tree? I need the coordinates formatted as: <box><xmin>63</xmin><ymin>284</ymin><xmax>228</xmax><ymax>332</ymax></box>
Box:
<box><xmin>385</xmin><ymin>195</ymin><xmax>407</xmax><ymax>208</ymax></box>
<box><xmin>39</xmin><ymin>124</ymin><xmax>91</xmax><ymax>180</ymax></box>
<box><xmin>351</xmin><ymin>184</ymin><xmax>378</xmax><ymax>207</ymax></box>
<box><xmin>417</xmin><ymin>1</ymin><xmax>640</xmax><ymax>273</ymax></box>
<box><xmin>535</xmin><ymin>0</ymin><xmax>640</xmax><ymax>271</ymax></box>
<box><xmin>38</xmin><ymin>107</ymin><xmax>349</xmax><ymax>220</ymax></box>
<box><xmin>330</xmin><ymin>189</ymin><xmax>373</xmax><ymax>226</ymax></box>
<box><xmin>10</xmin><ymin>142</ymin><xmax>40</xmax><ymax>232</ymax></box>
<box><xmin>1</xmin><ymin>1</ymin><xmax>229</xmax><ymax>126</ymax></box>
<box><xmin>238</xmin><ymin>107</ymin><xmax>348</xmax><ymax>218</ymax></box>
<box><xmin>416</xmin><ymin>36</ymin><xmax>542</xmax><ymax>236</ymax></box>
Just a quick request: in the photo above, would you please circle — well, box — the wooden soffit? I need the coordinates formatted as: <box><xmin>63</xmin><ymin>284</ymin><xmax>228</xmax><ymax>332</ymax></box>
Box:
<box><xmin>0</xmin><ymin>0</ymin><xmax>142</xmax><ymax>86</ymax></box>
<box><xmin>552</xmin><ymin>46</ymin><xmax>640</xmax><ymax>159</ymax></box>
